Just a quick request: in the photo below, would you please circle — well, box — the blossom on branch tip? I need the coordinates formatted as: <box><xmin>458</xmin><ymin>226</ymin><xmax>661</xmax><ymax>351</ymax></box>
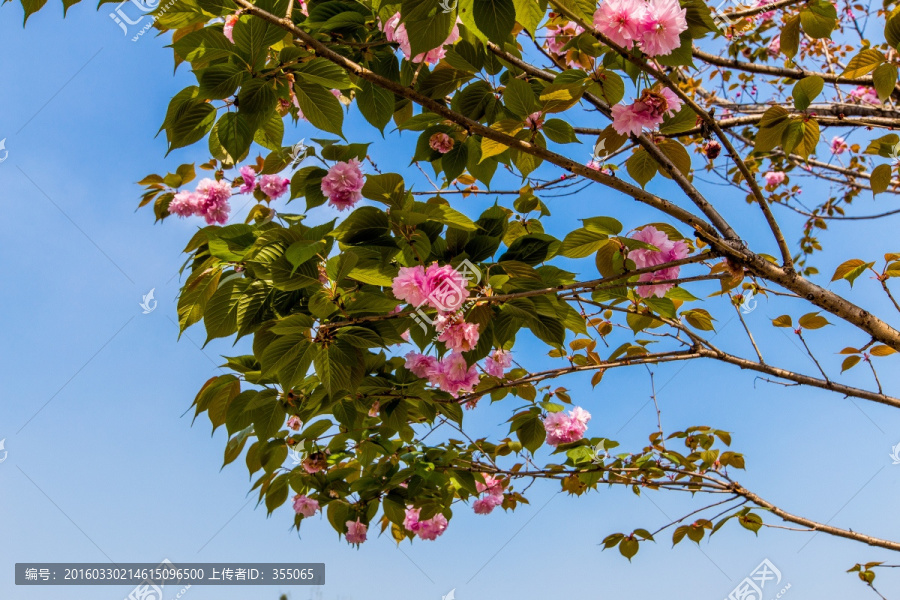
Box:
<box><xmin>292</xmin><ymin>494</ymin><xmax>319</xmax><ymax>517</ymax></box>
<box><xmin>429</xmin><ymin>132</ymin><xmax>455</xmax><ymax>154</ymax></box>
<box><xmin>403</xmin><ymin>507</ymin><xmax>449</xmax><ymax>540</ymax></box>
<box><xmin>239</xmin><ymin>166</ymin><xmax>256</xmax><ymax>193</ymax></box>
<box><xmin>321</xmin><ymin>158</ymin><xmax>365</xmax><ymax>211</ymax></box>
<box><xmin>542</xmin><ymin>407</ymin><xmax>591</xmax><ymax>446</ymax></box>
<box><xmin>484</xmin><ymin>349</ymin><xmax>512</xmax><ymax>377</ymax></box>
<box><xmin>628</xmin><ymin>225</ymin><xmax>689</xmax><ymax>298</ymax></box>
<box><xmin>763</xmin><ymin>171</ymin><xmax>785</xmax><ymax>188</ymax></box>
<box><xmin>345</xmin><ymin>519</ymin><xmax>367</xmax><ymax>544</ymax></box>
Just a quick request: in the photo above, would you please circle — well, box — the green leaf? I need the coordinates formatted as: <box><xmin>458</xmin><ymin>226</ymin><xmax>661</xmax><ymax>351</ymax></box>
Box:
<box><xmin>560</xmin><ymin>228</ymin><xmax>608</xmax><ymax>258</ymax></box>
<box><xmin>503</xmin><ymin>77</ymin><xmax>537</xmax><ymax>117</ymax></box>
<box><xmin>798</xmin><ymin>312</ymin><xmax>830</xmax><ymax>329</ymax></box>
<box><xmin>841</xmin><ymin>49</ymin><xmax>886</xmax><ymax>78</ymax></box>
<box><xmin>841</xmin><ymin>355</ymin><xmax>862</xmax><ymax>372</ymax></box>
<box><xmin>232</xmin><ymin>15</ymin><xmax>285</xmax><ymax>69</ymax></box>
<box><xmin>515</xmin><ymin>414</ymin><xmax>546</xmax><ymax>453</ymax></box>
<box><xmin>198</xmin><ymin>63</ymin><xmax>247</xmax><ymax>100</ymax></box>
<box><xmin>294</xmin><ymin>82</ymin><xmax>344</xmax><ymax>137</ymax></box>
<box><xmin>542</xmin><ymin>118</ymin><xmax>578</xmax><ymax>144</ymax></box>
<box><xmin>626</xmin><ymin>148</ymin><xmax>658</xmax><ymax>187</ymax></box>
<box><xmin>871</xmin><ymin>164</ymin><xmax>892</xmax><ymax>196</ymax></box>
<box><xmin>313</xmin><ymin>343</ymin><xmax>353</xmax><ymax>398</ymax></box>
<box><xmin>792</xmin><ymin>76</ymin><xmax>824</xmax><ymax>111</ymax></box>
<box><xmin>780</xmin><ymin>15</ymin><xmax>800</xmax><ymax>58</ymax></box>
<box><xmin>683</xmin><ymin>308</ymin><xmax>715</xmax><ymax>331</ymax></box>
<box><xmin>799</xmin><ymin>2</ymin><xmax>836</xmax><ymax>39</ymax></box>
<box><xmin>401</xmin><ymin>0</ymin><xmax>456</xmax><ymax>56</ymax></box>
<box><xmin>473</xmin><ymin>0</ymin><xmax>516</xmax><ymax>44</ymax></box>
<box><xmin>873</xmin><ymin>63</ymin><xmax>897</xmax><ymax>101</ymax></box>
<box><xmin>831</xmin><ymin>258</ymin><xmax>873</xmax><ymax>286</ymax></box>
<box><xmin>512</xmin><ymin>0</ymin><xmax>547</xmax><ymax>35</ymax></box>
<box><xmin>357</xmin><ymin>80</ymin><xmax>394</xmax><ymax>133</ymax></box>
<box><xmin>167</xmin><ymin>102</ymin><xmax>216</xmax><ymax>154</ymax></box>
<box><xmin>295</xmin><ymin>57</ymin><xmax>353</xmax><ymax>89</ymax></box>
<box><xmin>887</xmin><ymin>6</ymin><xmax>900</xmax><ymax>49</ymax></box>
<box><xmin>237</xmin><ymin>78</ymin><xmax>277</xmax><ymax>116</ymax></box>
<box><xmin>771</xmin><ymin>314</ymin><xmax>792</xmax><ymax>328</ymax></box>
<box><xmin>216</xmin><ymin>112</ymin><xmax>254</xmax><ymax>160</ymax></box>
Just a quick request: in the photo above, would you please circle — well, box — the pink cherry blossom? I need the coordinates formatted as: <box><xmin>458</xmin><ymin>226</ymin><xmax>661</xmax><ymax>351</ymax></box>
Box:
<box><xmin>424</xmin><ymin>263</ymin><xmax>470</xmax><ymax>312</ymax></box>
<box><xmin>430</xmin><ymin>352</ymin><xmax>479</xmax><ymax>397</ymax></box>
<box><xmin>239</xmin><ymin>166</ymin><xmax>256</xmax><ymax>193</ymax></box>
<box><xmin>524</xmin><ymin>112</ymin><xmax>544</xmax><ymax>130</ymax></box>
<box><xmin>405</xmin><ymin>352</ymin><xmax>439</xmax><ymax>379</ymax></box>
<box><xmin>368</xmin><ymin>401</ymin><xmax>380</xmax><ymax>417</ymax></box>
<box><xmin>594</xmin><ymin>0</ymin><xmax>646</xmax><ymax>48</ymax></box>
<box><xmin>345</xmin><ymin>519</ymin><xmax>367</xmax><ymax>544</ymax></box>
<box><xmin>848</xmin><ymin>86</ymin><xmax>880</xmax><ymax>105</ymax></box>
<box><xmin>476</xmin><ymin>474</ymin><xmax>505</xmax><ymax>496</ymax></box>
<box><xmin>767</xmin><ymin>36</ymin><xmax>780</xmax><ymax>56</ymax></box>
<box><xmin>429</xmin><ymin>133</ymin><xmax>454</xmax><ymax>154</ymax></box>
<box><xmin>473</xmin><ymin>494</ymin><xmax>503</xmax><ymax>514</ymax></box>
<box><xmin>611</xmin><ymin>86</ymin><xmax>682</xmax><ymax>136</ymax></box>
<box><xmin>392</xmin><ymin>265</ymin><xmax>430</xmax><ymax>306</ymax></box>
<box><xmin>436</xmin><ymin>319</ymin><xmax>480</xmax><ymax>353</ymax></box>
<box><xmin>287</xmin><ymin>416</ymin><xmax>302</xmax><ymax>431</ymax></box>
<box><xmin>763</xmin><ymin>171</ymin><xmax>785</xmax><ymax>188</ymax></box>
<box><xmin>292</xmin><ymin>494</ymin><xmax>319</xmax><ymax>517</ymax></box>
<box><xmin>629</xmin><ymin>225</ymin><xmax>689</xmax><ymax>298</ymax></box>
<box><xmin>542</xmin><ymin>406</ymin><xmax>591</xmax><ymax>447</ymax></box>
<box><xmin>321</xmin><ymin>158</ymin><xmax>365</xmax><ymax>211</ymax></box>
<box><xmin>168</xmin><ymin>191</ymin><xmax>200</xmax><ymax>217</ymax></box>
<box><xmin>830</xmin><ymin>136</ymin><xmax>848</xmax><ymax>155</ymax></box>
<box><xmin>639</xmin><ymin>0</ymin><xmax>688</xmax><ymax>57</ymax></box>
<box><xmin>259</xmin><ymin>174</ymin><xmax>290</xmax><ymax>200</ymax></box>
<box><xmin>195</xmin><ymin>178</ymin><xmax>232</xmax><ymax>225</ymax></box>
<box><xmin>403</xmin><ymin>507</ymin><xmax>449</xmax><ymax>541</ymax></box>
<box><xmin>223</xmin><ymin>13</ymin><xmax>239</xmax><ymax>43</ymax></box>
<box><xmin>546</xmin><ymin>22</ymin><xmax>584</xmax><ymax>54</ymax></box>
<box><xmin>484</xmin><ymin>349</ymin><xmax>512</xmax><ymax>377</ymax></box>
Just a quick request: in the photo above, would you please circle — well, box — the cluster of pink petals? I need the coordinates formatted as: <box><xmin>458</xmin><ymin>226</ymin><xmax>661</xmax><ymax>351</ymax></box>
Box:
<box><xmin>287</xmin><ymin>416</ymin><xmax>302</xmax><ymax>431</ymax></box>
<box><xmin>484</xmin><ymin>349</ymin><xmax>512</xmax><ymax>378</ymax></box>
<box><xmin>435</xmin><ymin>315</ymin><xmax>480</xmax><ymax>352</ymax></box>
<box><xmin>628</xmin><ymin>225</ymin><xmax>689</xmax><ymax>298</ymax></box>
<box><xmin>239</xmin><ymin>166</ymin><xmax>256</xmax><ymax>193</ymax></box>
<box><xmin>848</xmin><ymin>86</ymin><xmax>880</xmax><ymax>105</ymax></box>
<box><xmin>593</xmin><ymin>0</ymin><xmax>687</xmax><ymax>57</ymax></box>
<box><xmin>473</xmin><ymin>475</ymin><xmax>505</xmax><ymax>515</ymax></box>
<box><xmin>223</xmin><ymin>13</ymin><xmax>239</xmax><ymax>43</ymax></box>
<box><xmin>830</xmin><ymin>136</ymin><xmax>848</xmax><ymax>155</ymax></box>
<box><xmin>611</xmin><ymin>87</ymin><xmax>683</xmax><ymax>136</ymax></box>
<box><xmin>524</xmin><ymin>112</ymin><xmax>544</xmax><ymax>130</ymax></box>
<box><xmin>292</xmin><ymin>494</ymin><xmax>319</xmax><ymax>517</ymax></box>
<box><xmin>429</xmin><ymin>133</ymin><xmax>455</xmax><ymax>154</ymax></box>
<box><xmin>381</xmin><ymin>12</ymin><xmax>460</xmax><ymax>65</ymax></box>
<box><xmin>345</xmin><ymin>519</ymin><xmax>367</xmax><ymax>544</ymax></box>
<box><xmin>542</xmin><ymin>407</ymin><xmax>591</xmax><ymax>447</ymax></box>
<box><xmin>405</xmin><ymin>351</ymin><xmax>479</xmax><ymax>397</ymax></box>
<box><xmin>403</xmin><ymin>507</ymin><xmax>449</xmax><ymax>541</ymax></box>
<box><xmin>751</xmin><ymin>0</ymin><xmax>776</xmax><ymax>22</ymax></box>
<box><xmin>392</xmin><ymin>263</ymin><xmax>471</xmax><ymax>312</ymax></box>
<box><xmin>320</xmin><ymin>158</ymin><xmax>365</xmax><ymax>211</ymax></box>
<box><xmin>767</xmin><ymin>36</ymin><xmax>780</xmax><ymax>56</ymax></box>
<box><xmin>168</xmin><ymin>178</ymin><xmax>232</xmax><ymax>224</ymax></box>
<box><xmin>763</xmin><ymin>170</ymin><xmax>786</xmax><ymax>187</ymax></box>
<box><xmin>259</xmin><ymin>174</ymin><xmax>290</xmax><ymax>200</ymax></box>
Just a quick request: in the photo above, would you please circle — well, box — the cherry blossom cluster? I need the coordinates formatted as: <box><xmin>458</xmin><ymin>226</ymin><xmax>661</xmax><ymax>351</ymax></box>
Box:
<box><xmin>542</xmin><ymin>407</ymin><xmax>592</xmax><ymax>446</ymax></box>
<box><xmin>473</xmin><ymin>474</ymin><xmax>506</xmax><ymax>515</ymax></box>
<box><xmin>403</xmin><ymin>507</ymin><xmax>449</xmax><ymax>540</ymax></box>
<box><xmin>320</xmin><ymin>158</ymin><xmax>365</xmax><ymax>211</ymax></box>
<box><xmin>593</xmin><ymin>0</ymin><xmax>688</xmax><ymax>57</ymax></box>
<box><xmin>168</xmin><ymin>168</ymin><xmax>289</xmax><ymax>224</ymax></box>
<box><xmin>628</xmin><ymin>226</ymin><xmax>690</xmax><ymax>298</ymax></box>
<box><xmin>611</xmin><ymin>86</ymin><xmax>683</xmax><ymax>137</ymax></box>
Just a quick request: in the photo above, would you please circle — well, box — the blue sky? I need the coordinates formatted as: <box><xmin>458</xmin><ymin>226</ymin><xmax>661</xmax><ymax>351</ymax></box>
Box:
<box><xmin>2</xmin><ymin>3</ymin><xmax>900</xmax><ymax>600</ymax></box>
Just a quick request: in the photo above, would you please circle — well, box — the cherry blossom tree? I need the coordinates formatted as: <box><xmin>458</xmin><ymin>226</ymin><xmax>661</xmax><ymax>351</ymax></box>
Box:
<box><xmin>16</xmin><ymin>0</ymin><xmax>900</xmax><ymax>594</ymax></box>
